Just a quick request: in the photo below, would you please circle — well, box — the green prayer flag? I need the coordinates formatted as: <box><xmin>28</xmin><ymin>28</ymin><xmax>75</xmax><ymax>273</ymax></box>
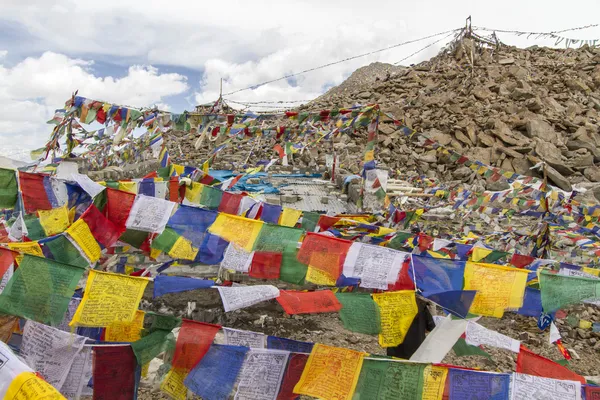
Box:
<box><xmin>199</xmin><ymin>185</ymin><xmax>223</xmax><ymax>210</ymax></box>
<box><xmin>452</xmin><ymin>337</ymin><xmax>492</xmax><ymax>359</ymax></box>
<box><xmin>45</xmin><ymin>235</ymin><xmax>89</xmax><ymax>268</ymax></box>
<box><xmin>157</xmin><ymin>166</ymin><xmax>171</xmax><ymax>180</ymax></box>
<box><xmin>93</xmin><ymin>190</ymin><xmax>107</xmax><ymax>212</ymax></box>
<box><xmin>148</xmin><ymin>312</ymin><xmax>182</xmax><ymax>332</ymax></box>
<box><xmin>482</xmin><ymin>251</ymin><xmax>510</xmax><ymax>263</ymax></box>
<box><xmin>253</xmin><ymin>224</ymin><xmax>307</xmax><ymax>284</ymax></box>
<box><xmin>336</xmin><ymin>293</ymin><xmax>380</xmax><ymax>335</ymax></box>
<box><xmin>0</xmin><ymin>168</ymin><xmax>18</xmax><ymax>209</ymax></box>
<box><xmin>387</xmin><ymin>232</ymin><xmax>413</xmax><ymax>251</ymax></box>
<box><xmin>539</xmin><ymin>270</ymin><xmax>600</xmax><ymax>313</ymax></box>
<box><xmin>0</xmin><ymin>254</ymin><xmax>85</xmax><ymax>326</ymax></box>
<box><xmin>353</xmin><ymin>359</ymin><xmax>426</xmax><ymax>400</ymax></box>
<box><xmin>131</xmin><ymin>329</ymin><xmax>175</xmax><ymax>365</ymax></box>
<box><xmin>119</xmin><ymin>229</ymin><xmax>149</xmax><ymax>249</ymax></box>
<box><xmin>151</xmin><ymin>228</ymin><xmax>180</xmax><ymax>253</ymax></box>
<box><xmin>300</xmin><ymin>212</ymin><xmax>320</xmax><ymax>232</ymax></box>
<box><xmin>23</xmin><ymin>215</ymin><xmax>46</xmax><ymax>241</ymax></box>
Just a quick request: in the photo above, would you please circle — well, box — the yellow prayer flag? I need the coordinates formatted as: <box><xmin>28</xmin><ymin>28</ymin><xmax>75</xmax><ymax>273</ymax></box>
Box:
<box><xmin>184</xmin><ymin>182</ymin><xmax>203</xmax><ymax>203</ymax></box>
<box><xmin>279</xmin><ymin>208</ymin><xmax>302</xmax><ymax>227</ymax></box>
<box><xmin>104</xmin><ymin>310</ymin><xmax>145</xmax><ymax>342</ymax></box>
<box><xmin>172</xmin><ymin>164</ymin><xmax>185</xmax><ymax>176</ymax></box>
<box><xmin>372</xmin><ymin>291</ymin><xmax>418</xmax><ymax>347</ymax></box>
<box><xmin>38</xmin><ymin>205</ymin><xmax>70</xmax><ymax>236</ymax></box>
<box><xmin>293</xmin><ymin>344</ymin><xmax>364</xmax><ymax>400</ymax></box>
<box><xmin>66</xmin><ymin>219</ymin><xmax>101</xmax><ymax>262</ymax></box>
<box><xmin>5</xmin><ymin>372</ymin><xmax>65</xmax><ymax>399</ymax></box>
<box><xmin>160</xmin><ymin>368</ymin><xmax>188</xmax><ymax>400</ymax></box>
<box><xmin>579</xmin><ymin>320</ymin><xmax>593</xmax><ymax>329</ymax></box>
<box><xmin>118</xmin><ymin>181</ymin><xmax>137</xmax><ymax>194</ymax></box>
<box><xmin>422</xmin><ymin>365</ymin><xmax>448</xmax><ymax>400</ymax></box>
<box><xmin>426</xmin><ymin>250</ymin><xmax>451</xmax><ymax>259</ymax></box>
<box><xmin>364</xmin><ymin>150</ymin><xmax>375</xmax><ymax>162</ymax></box>
<box><xmin>464</xmin><ymin>262</ymin><xmax>529</xmax><ymax>317</ymax></box>
<box><xmin>70</xmin><ymin>270</ymin><xmax>149</xmax><ymax>327</ymax></box>
<box><xmin>150</xmin><ymin>248</ymin><xmax>162</xmax><ymax>260</ymax></box>
<box><xmin>471</xmin><ymin>247</ymin><xmax>493</xmax><ymax>263</ymax></box>
<box><xmin>7</xmin><ymin>242</ymin><xmax>43</xmax><ymax>258</ymax></box>
<box><xmin>168</xmin><ymin>236</ymin><xmax>198</xmax><ymax>260</ymax></box>
<box><xmin>208</xmin><ymin>214</ymin><xmax>263</xmax><ymax>251</ymax></box>
<box><xmin>305</xmin><ymin>266</ymin><xmax>336</xmax><ymax>286</ymax></box>
<box><xmin>583</xmin><ymin>267</ymin><xmax>600</xmax><ymax>277</ymax></box>
<box><xmin>202</xmin><ymin>160</ymin><xmax>209</xmax><ymax>174</ymax></box>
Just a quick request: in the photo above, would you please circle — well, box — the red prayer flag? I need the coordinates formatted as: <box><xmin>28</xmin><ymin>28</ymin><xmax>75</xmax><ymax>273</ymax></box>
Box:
<box><xmin>510</xmin><ymin>254</ymin><xmax>534</xmax><ymax>269</ymax></box>
<box><xmin>277</xmin><ymin>353</ymin><xmax>309</xmax><ymax>400</ymax></box>
<box><xmin>169</xmin><ymin>177</ymin><xmax>180</xmax><ymax>202</ymax></box>
<box><xmin>105</xmin><ymin>188</ymin><xmax>135</xmax><ymax>230</ymax></box>
<box><xmin>81</xmin><ymin>204</ymin><xmax>122</xmax><ymax>248</ymax></box>
<box><xmin>585</xmin><ymin>385</ymin><xmax>600</xmax><ymax>399</ymax></box>
<box><xmin>516</xmin><ymin>346</ymin><xmax>585</xmax><ymax>383</ymax></box>
<box><xmin>276</xmin><ymin>290</ymin><xmax>342</xmax><ymax>315</ymax></box>
<box><xmin>0</xmin><ymin>248</ymin><xmax>15</xmax><ymax>280</ymax></box>
<box><xmin>93</xmin><ymin>345</ymin><xmax>137</xmax><ymax>400</ymax></box>
<box><xmin>273</xmin><ymin>144</ymin><xmax>285</xmax><ymax>159</ymax></box>
<box><xmin>18</xmin><ymin>172</ymin><xmax>51</xmax><ymax>214</ymax></box>
<box><xmin>387</xmin><ymin>258</ymin><xmax>415</xmax><ymax>291</ymax></box>
<box><xmin>316</xmin><ymin>215</ymin><xmax>341</xmax><ymax>232</ymax></box>
<box><xmin>249</xmin><ymin>252</ymin><xmax>282</xmax><ymax>280</ymax></box>
<box><xmin>172</xmin><ymin>319</ymin><xmax>221</xmax><ymax>371</ymax></box>
<box><xmin>297</xmin><ymin>233</ymin><xmax>352</xmax><ymax>281</ymax></box>
<box><xmin>218</xmin><ymin>192</ymin><xmax>243</xmax><ymax>215</ymax></box>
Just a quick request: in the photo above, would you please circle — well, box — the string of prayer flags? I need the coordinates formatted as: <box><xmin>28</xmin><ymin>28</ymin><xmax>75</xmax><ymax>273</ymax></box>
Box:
<box><xmin>0</xmin><ymin>168</ymin><xmax>17</xmax><ymax>209</ymax></box>
<box><xmin>343</xmin><ymin>243</ymin><xmax>407</xmax><ymax>289</ymax></box>
<box><xmin>184</xmin><ymin>344</ymin><xmax>249</xmax><ymax>400</ymax></box>
<box><xmin>253</xmin><ymin>224</ymin><xmax>307</xmax><ymax>284</ymax></box>
<box><xmin>353</xmin><ymin>358</ymin><xmax>426</xmax><ymax>400</ymax></box>
<box><xmin>38</xmin><ymin>205</ymin><xmax>70</xmax><ymax>236</ymax></box>
<box><xmin>104</xmin><ymin>310</ymin><xmax>145</xmax><ymax>342</ymax></box>
<box><xmin>372</xmin><ymin>290</ymin><xmax>418</xmax><ymax>347</ymax></box>
<box><xmin>266</xmin><ymin>336</ymin><xmax>314</xmax><ymax>353</ymax></box>
<box><xmin>65</xmin><ymin>218</ymin><xmax>102</xmax><ymax>263</ymax></box>
<box><xmin>516</xmin><ymin>346</ymin><xmax>585</xmax><ymax>383</ymax></box>
<box><xmin>336</xmin><ymin>292</ymin><xmax>381</xmax><ymax>334</ymax></box>
<box><xmin>216</xmin><ymin>285</ymin><xmax>280</xmax><ymax>312</ymax></box>
<box><xmin>172</xmin><ymin>319</ymin><xmax>221</xmax><ymax>371</ymax></box>
<box><xmin>70</xmin><ymin>270</ymin><xmax>149</xmax><ymax>327</ymax></box>
<box><xmin>125</xmin><ymin>194</ymin><xmax>176</xmax><ymax>233</ymax></box>
<box><xmin>160</xmin><ymin>368</ymin><xmax>188</xmax><ymax>400</ymax></box>
<box><xmin>293</xmin><ymin>343</ymin><xmax>365</xmax><ymax>400</ymax></box>
<box><xmin>463</xmin><ymin>262</ymin><xmax>529</xmax><ymax>317</ymax></box>
<box><xmin>93</xmin><ymin>345</ymin><xmax>139</xmax><ymax>400</ymax></box>
<box><xmin>18</xmin><ymin>171</ymin><xmax>53</xmax><ymax>213</ymax></box>
<box><xmin>234</xmin><ymin>348</ymin><xmax>290</xmax><ymax>400</ymax></box>
<box><xmin>21</xmin><ymin>320</ymin><xmax>87</xmax><ymax>390</ymax></box>
<box><xmin>151</xmin><ymin>228</ymin><xmax>199</xmax><ymax>261</ymax></box>
<box><xmin>539</xmin><ymin>269</ymin><xmax>600</xmax><ymax>312</ymax></box>
<box><xmin>276</xmin><ymin>290</ymin><xmax>342</xmax><ymax>315</ymax></box>
<box><xmin>223</xmin><ymin>327</ymin><xmax>265</xmax><ymax>348</ymax></box>
<box><xmin>277</xmin><ymin>353</ymin><xmax>309</xmax><ymax>400</ymax></box>
<box><xmin>208</xmin><ymin>213</ymin><xmax>263</xmax><ymax>251</ymax></box>
<box><xmin>448</xmin><ymin>369</ymin><xmax>510</xmax><ymax>400</ymax></box>
<box><xmin>153</xmin><ymin>275</ymin><xmax>214</xmax><ymax>298</ymax></box>
<box><xmin>5</xmin><ymin>372</ymin><xmax>65</xmax><ymax>399</ymax></box>
<box><xmin>297</xmin><ymin>232</ymin><xmax>352</xmax><ymax>284</ymax></box>
<box><xmin>0</xmin><ymin>254</ymin><xmax>85</xmax><ymax>325</ymax></box>
<box><xmin>512</xmin><ymin>373</ymin><xmax>581</xmax><ymax>400</ymax></box>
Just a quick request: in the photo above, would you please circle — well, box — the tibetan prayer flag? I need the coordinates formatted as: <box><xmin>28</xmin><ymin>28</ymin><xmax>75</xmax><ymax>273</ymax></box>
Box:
<box><xmin>0</xmin><ymin>168</ymin><xmax>17</xmax><ymax>209</ymax></box>
<box><xmin>471</xmin><ymin>247</ymin><xmax>493</xmax><ymax>263</ymax></box>
<box><xmin>18</xmin><ymin>171</ymin><xmax>52</xmax><ymax>213</ymax></box>
<box><xmin>5</xmin><ymin>372</ymin><xmax>64</xmax><ymax>399</ymax></box>
<box><xmin>0</xmin><ymin>248</ymin><xmax>15</xmax><ymax>281</ymax></box>
<box><xmin>253</xmin><ymin>224</ymin><xmax>306</xmax><ymax>284</ymax></box>
<box><xmin>464</xmin><ymin>262</ymin><xmax>529</xmax><ymax>317</ymax></box>
<box><xmin>277</xmin><ymin>353</ymin><xmax>309</xmax><ymax>400</ymax></box>
<box><xmin>105</xmin><ymin>310</ymin><xmax>145</xmax><ymax>342</ymax></box>
<box><xmin>126</xmin><ymin>194</ymin><xmax>175</xmax><ymax>234</ymax></box>
<box><xmin>218</xmin><ymin>192</ymin><xmax>243</xmax><ymax>214</ymax></box>
<box><xmin>261</xmin><ymin>202</ymin><xmax>282</xmax><ymax>224</ymax></box>
<box><xmin>353</xmin><ymin>358</ymin><xmax>426</xmax><ymax>399</ymax></box>
<box><xmin>516</xmin><ymin>287</ymin><xmax>544</xmax><ymax>317</ymax></box>
<box><xmin>184</xmin><ymin>344</ymin><xmax>248</xmax><ymax>400</ymax></box>
<box><xmin>0</xmin><ymin>254</ymin><xmax>84</xmax><ymax>325</ymax></box>
<box><xmin>585</xmin><ymin>386</ymin><xmax>600</xmax><ymax>399</ymax></box>
<box><xmin>372</xmin><ymin>290</ymin><xmax>418</xmax><ymax>347</ymax></box>
<box><xmin>294</xmin><ymin>344</ymin><xmax>364</xmax><ymax>400</ymax></box>
<box><xmin>199</xmin><ymin>185</ymin><xmax>223</xmax><ymax>209</ymax></box>
<box><xmin>153</xmin><ymin>275</ymin><xmax>214</xmax><ymax>298</ymax></box>
<box><xmin>184</xmin><ymin>182</ymin><xmax>203</xmax><ymax>204</ymax></box>
<box><xmin>301</xmin><ymin>211</ymin><xmax>320</xmax><ymax>232</ymax></box>
<box><xmin>343</xmin><ymin>243</ymin><xmax>407</xmax><ymax>289</ymax></box>
<box><xmin>410</xmin><ymin>255</ymin><xmax>466</xmax><ymax>295</ymax></box>
<box><xmin>172</xmin><ymin>319</ymin><xmax>221</xmax><ymax>371</ymax></box>
<box><xmin>297</xmin><ymin>232</ymin><xmax>352</xmax><ymax>283</ymax></box>
<box><xmin>70</xmin><ymin>270</ymin><xmax>149</xmax><ymax>327</ymax></box>
<box><xmin>105</xmin><ymin>188</ymin><xmax>135</xmax><ymax>230</ymax></box>
<box><xmin>276</xmin><ymin>290</ymin><xmax>341</xmax><ymax>314</ymax></box>
<box><xmin>65</xmin><ymin>218</ymin><xmax>102</xmax><ymax>262</ymax></box>
<box><xmin>80</xmin><ymin>204</ymin><xmax>122</xmax><ymax>247</ymax></box>
<box><xmin>249</xmin><ymin>251</ymin><xmax>282</xmax><ymax>279</ymax></box>
<box><xmin>131</xmin><ymin>329</ymin><xmax>175</xmax><ymax>365</ymax></box>
<box><xmin>424</xmin><ymin>290</ymin><xmax>477</xmax><ymax>319</ymax></box>
<box><xmin>38</xmin><ymin>205</ymin><xmax>70</xmax><ymax>236</ymax></box>
<box><xmin>23</xmin><ymin>215</ymin><xmax>45</xmax><ymax>241</ymax></box>
<box><xmin>44</xmin><ymin>234</ymin><xmax>89</xmax><ymax>268</ymax></box>
<box><xmin>93</xmin><ymin>345</ymin><xmax>138</xmax><ymax>400</ymax></box>
<box><xmin>448</xmin><ymin>369</ymin><xmax>510</xmax><ymax>400</ymax></box>
<box><xmin>516</xmin><ymin>346</ymin><xmax>585</xmax><ymax>383</ymax></box>
<box><xmin>160</xmin><ymin>368</ymin><xmax>188</xmax><ymax>400</ymax></box>
<box><xmin>422</xmin><ymin>365</ymin><xmax>448</xmax><ymax>400</ymax></box>
<box><xmin>539</xmin><ymin>269</ymin><xmax>600</xmax><ymax>313</ymax></box>
<box><xmin>267</xmin><ymin>336</ymin><xmax>314</xmax><ymax>353</ymax></box>
<box><xmin>208</xmin><ymin>213</ymin><xmax>263</xmax><ymax>251</ymax></box>
<box><xmin>279</xmin><ymin>208</ymin><xmax>302</xmax><ymax>227</ymax></box>
<box><xmin>235</xmin><ymin>349</ymin><xmax>289</xmax><ymax>399</ymax></box>
<box><xmin>152</xmin><ymin>228</ymin><xmax>199</xmax><ymax>260</ymax></box>
<box><xmin>217</xmin><ymin>285</ymin><xmax>280</xmax><ymax>312</ymax></box>
<box><xmin>336</xmin><ymin>292</ymin><xmax>381</xmax><ymax>334</ymax></box>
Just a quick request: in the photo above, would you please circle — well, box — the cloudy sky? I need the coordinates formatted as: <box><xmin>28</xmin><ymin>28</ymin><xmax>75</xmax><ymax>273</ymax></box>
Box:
<box><xmin>0</xmin><ymin>0</ymin><xmax>599</xmax><ymax>159</ymax></box>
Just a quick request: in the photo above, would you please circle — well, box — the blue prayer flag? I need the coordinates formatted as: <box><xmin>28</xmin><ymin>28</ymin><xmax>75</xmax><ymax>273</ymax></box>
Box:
<box><xmin>449</xmin><ymin>369</ymin><xmax>510</xmax><ymax>400</ymax></box>
<box><xmin>425</xmin><ymin>290</ymin><xmax>476</xmax><ymax>319</ymax></box>
<box><xmin>410</xmin><ymin>256</ymin><xmax>466</xmax><ymax>296</ymax></box>
<box><xmin>266</xmin><ymin>336</ymin><xmax>314</xmax><ymax>353</ymax></box>
<box><xmin>153</xmin><ymin>275</ymin><xmax>214</xmax><ymax>298</ymax></box>
<box><xmin>260</xmin><ymin>203</ymin><xmax>282</xmax><ymax>224</ymax></box>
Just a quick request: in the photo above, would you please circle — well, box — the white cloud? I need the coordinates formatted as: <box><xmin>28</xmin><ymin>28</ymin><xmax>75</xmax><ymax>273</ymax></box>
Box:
<box><xmin>0</xmin><ymin>51</ymin><xmax>188</xmax><ymax>158</ymax></box>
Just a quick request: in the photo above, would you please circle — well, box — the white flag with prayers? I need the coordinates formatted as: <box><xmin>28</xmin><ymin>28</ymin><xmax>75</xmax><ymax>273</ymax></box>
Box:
<box><xmin>221</xmin><ymin>243</ymin><xmax>254</xmax><ymax>273</ymax></box>
<box><xmin>125</xmin><ymin>194</ymin><xmax>175</xmax><ymax>233</ymax></box>
<box><xmin>235</xmin><ymin>349</ymin><xmax>290</xmax><ymax>400</ymax></box>
<box><xmin>511</xmin><ymin>373</ymin><xmax>581</xmax><ymax>400</ymax></box>
<box><xmin>217</xmin><ymin>285</ymin><xmax>280</xmax><ymax>312</ymax></box>
<box><xmin>223</xmin><ymin>328</ymin><xmax>265</xmax><ymax>348</ymax></box>
<box><xmin>465</xmin><ymin>322</ymin><xmax>520</xmax><ymax>353</ymax></box>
